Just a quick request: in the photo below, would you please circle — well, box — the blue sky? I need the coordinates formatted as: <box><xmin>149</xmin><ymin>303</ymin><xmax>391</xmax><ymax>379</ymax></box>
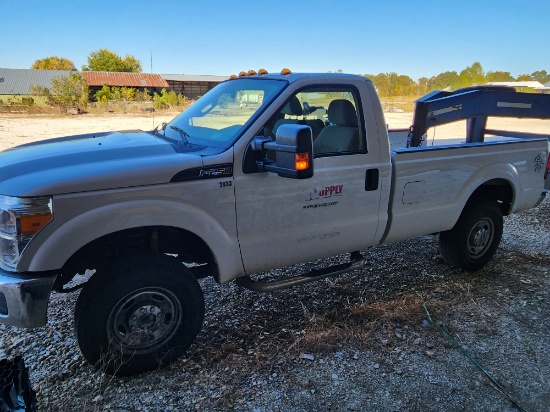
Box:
<box><xmin>1</xmin><ymin>0</ymin><xmax>548</xmax><ymax>80</ymax></box>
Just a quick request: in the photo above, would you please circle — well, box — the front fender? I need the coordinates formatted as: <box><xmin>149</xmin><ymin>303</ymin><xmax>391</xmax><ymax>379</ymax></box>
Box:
<box><xmin>18</xmin><ymin>188</ymin><xmax>244</xmax><ymax>283</ymax></box>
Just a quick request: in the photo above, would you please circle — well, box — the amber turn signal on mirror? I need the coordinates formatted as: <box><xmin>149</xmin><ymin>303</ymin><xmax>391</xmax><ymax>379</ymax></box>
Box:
<box><xmin>295</xmin><ymin>153</ymin><xmax>310</xmax><ymax>171</ymax></box>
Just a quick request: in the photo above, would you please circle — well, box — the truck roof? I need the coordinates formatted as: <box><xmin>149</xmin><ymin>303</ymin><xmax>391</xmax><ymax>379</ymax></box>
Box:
<box><xmin>227</xmin><ymin>71</ymin><xmax>372</xmax><ymax>84</ymax></box>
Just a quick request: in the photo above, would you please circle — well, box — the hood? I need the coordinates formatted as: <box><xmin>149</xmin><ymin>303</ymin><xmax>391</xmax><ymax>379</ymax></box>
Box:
<box><xmin>0</xmin><ymin>130</ymin><xmax>205</xmax><ymax>196</ymax></box>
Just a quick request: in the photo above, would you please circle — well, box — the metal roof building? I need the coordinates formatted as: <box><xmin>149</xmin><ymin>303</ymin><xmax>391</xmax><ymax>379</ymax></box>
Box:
<box><xmin>161</xmin><ymin>74</ymin><xmax>229</xmax><ymax>83</ymax></box>
<box><xmin>486</xmin><ymin>81</ymin><xmax>545</xmax><ymax>92</ymax></box>
<box><xmin>161</xmin><ymin>74</ymin><xmax>228</xmax><ymax>100</ymax></box>
<box><xmin>0</xmin><ymin>68</ymin><xmax>74</xmax><ymax>95</ymax></box>
<box><xmin>82</xmin><ymin>72</ymin><xmax>169</xmax><ymax>88</ymax></box>
<box><xmin>82</xmin><ymin>71</ymin><xmax>169</xmax><ymax>98</ymax></box>
<box><xmin>539</xmin><ymin>80</ymin><xmax>550</xmax><ymax>93</ymax></box>
<box><xmin>0</xmin><ymin>69</ymin><xmax>229</xmax><ymax>100</ymax></box>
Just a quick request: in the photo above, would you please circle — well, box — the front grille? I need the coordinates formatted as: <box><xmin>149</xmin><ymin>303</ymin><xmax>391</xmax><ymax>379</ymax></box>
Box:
<box><xmin>0</xmin><ymin>292</ymin><xmax>7</xmax><ymax>315</ymax></box>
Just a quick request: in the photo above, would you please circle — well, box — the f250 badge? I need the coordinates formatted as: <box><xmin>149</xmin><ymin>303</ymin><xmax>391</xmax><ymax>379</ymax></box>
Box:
<box><xmin>200</xmin><ymin>167</ymin><xmax>233</xmax><ymax>177</ymax></box>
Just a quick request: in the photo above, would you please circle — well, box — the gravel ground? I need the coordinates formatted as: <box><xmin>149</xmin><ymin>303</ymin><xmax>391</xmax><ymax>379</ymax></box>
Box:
<box><xmin>1</xmin><ymin>198</ymin><xmax>548</xmax><ymax>412</ymax></box>
<box><xmin>1</xmin><ymin>113</ymin><xmax>549</xmax><ymax>411</ymax></box>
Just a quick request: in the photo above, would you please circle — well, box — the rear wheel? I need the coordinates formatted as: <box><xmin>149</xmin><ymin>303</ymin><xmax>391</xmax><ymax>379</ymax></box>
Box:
<box><xmin>439</xmin><ymin>201</ymin><xmax>503</xmax><ymax>271</ymax></box>
<box><xmin>74</xmin><ymin>254</ymin><xmax>204</xmax><ymax>376</ymax></box>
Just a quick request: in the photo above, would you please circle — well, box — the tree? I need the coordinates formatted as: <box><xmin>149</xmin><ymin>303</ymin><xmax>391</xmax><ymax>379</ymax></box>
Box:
<box><xmin>417</xmin><ymin>77</ymin><xmax>429</xmax><ymax>96</ymax></box>
<box><xmin>120</xmin><ymin>55</ymin><xmax>142</xmax><ymax>72</ymax></box>
<box><xmin>517</xmin><ymin>74</ymin><xmax>532</xmax><ymax>81</ymax></box>
<box><xmin>366</xmin><ymin>73</ymin><xmax>391</xmax><ymax>96</ymax></box>
<box><xmin>531</xmin><ymin>70</ymin><xmax>550</xmax><ymax>84</ymax></box>
<box><xmin>458</xmin><ymin>62</ymin><xmax>485</xmax><ymax>88</ymax></box>
<box><xmin>31</xmin><ymin>56</ymin><xmax>76</xmax><ymax>70</ymax></box>
<box><xmin>31</xmin><ymin>73</ymin><xmax>89</xmax><ymax>110</ymax></box>
<box><xmin>83</xmin><ymin>49</ymin><xmax>142</xmax><ymax>72</ymax></box>
<box><xmin>428</xmin><ymin>71</ymin><xmax>460</xmax><ymax>91</ymax></box>
<box><xmin>366</xmin><ymin>73</ymin><xmax>417</xmax><ymax>97</ymax></box>
<box><xmin>485</xmin><ymin>71</ymin><xmax>514</xmax><ymax>82</ymax></box>
<box><xmin>390</xmin><ymin>73</ymin><xmax>416</xmax><ymax>96</ymax></box>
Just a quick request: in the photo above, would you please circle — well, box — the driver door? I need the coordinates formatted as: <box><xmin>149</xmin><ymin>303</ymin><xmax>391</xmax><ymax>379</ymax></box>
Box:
<box><xmin>234</xmin><ymin>85</ymin><xmax>384</xmax><ymax>274</ymax></box>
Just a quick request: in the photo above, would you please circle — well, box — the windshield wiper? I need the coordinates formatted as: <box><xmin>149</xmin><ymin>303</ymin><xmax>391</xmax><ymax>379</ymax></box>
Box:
<box><xmin>170</xmin><ymin>125</ymin><xmax>191</xmax><ymax>147</ymax></box>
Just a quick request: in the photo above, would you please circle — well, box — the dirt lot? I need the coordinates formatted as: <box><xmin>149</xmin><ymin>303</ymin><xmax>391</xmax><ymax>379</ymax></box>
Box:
<box><xmin>0</xmin><ymin>112</ymin><xmax>549</xmax><ymax>411</ymax></box>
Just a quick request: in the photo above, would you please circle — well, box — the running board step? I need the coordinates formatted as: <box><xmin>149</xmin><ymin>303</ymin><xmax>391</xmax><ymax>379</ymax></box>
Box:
<box><xmin>236</xmin><ymin>257</ymin><xmax>367</xmax><ymax>292</ymax></box>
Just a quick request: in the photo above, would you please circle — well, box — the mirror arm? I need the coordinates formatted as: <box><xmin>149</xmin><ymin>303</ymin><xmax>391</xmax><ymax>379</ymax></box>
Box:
<box><xmin>252</xmin><ymin>137</ymin><xmax>271</xmax><ymax>151</ymax></box>
<box><xmin>252</xmin><ymin>137</ymin><xmax>300</xmax><ymax>153</ymax></box>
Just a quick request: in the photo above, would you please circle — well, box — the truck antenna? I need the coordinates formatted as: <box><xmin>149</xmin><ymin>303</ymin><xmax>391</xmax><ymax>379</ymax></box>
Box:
<box><xmin>151</xmin><ymin>49</ymin><xmax>155</xmax><ymax>130</ymax></box>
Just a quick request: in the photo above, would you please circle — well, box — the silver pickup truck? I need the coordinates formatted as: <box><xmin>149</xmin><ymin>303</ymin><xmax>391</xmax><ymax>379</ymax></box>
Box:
<box><xmin>0</xmin><ymin>71</ymin><xmax>548</xmax><ymax>376</ymax></box>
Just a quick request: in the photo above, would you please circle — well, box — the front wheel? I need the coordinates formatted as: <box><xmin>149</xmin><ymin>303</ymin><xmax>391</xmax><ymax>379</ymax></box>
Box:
<box><xmin>439</xmin><ymin>201</ymin><xmax>503</xmax><ymax>271</ymax></box>
<box><xmin>74</xmin><ymin>255</ymin><xmax>205</xmax><ymax>376</ymax></box>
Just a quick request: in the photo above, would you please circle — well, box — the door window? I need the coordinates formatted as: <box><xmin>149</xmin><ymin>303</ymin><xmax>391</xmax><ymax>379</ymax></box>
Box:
<box><xmin>262</xmin><ymin>87</ymin><xmax>366</xmax><ymax>156</ymax></box>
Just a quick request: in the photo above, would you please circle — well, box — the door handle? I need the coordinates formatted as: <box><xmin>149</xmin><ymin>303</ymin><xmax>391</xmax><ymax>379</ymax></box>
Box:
<box><xmin>365</xmin><ymin>169</ymin><xmax>379</xmax><ymax>191</ymax></box>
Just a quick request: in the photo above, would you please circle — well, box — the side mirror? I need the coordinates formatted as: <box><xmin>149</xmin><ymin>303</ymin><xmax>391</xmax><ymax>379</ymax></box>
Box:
<box><xmin>253</xmin><ymin>124</ymin><xmax>314</xmax><ymax>179</ymax></box>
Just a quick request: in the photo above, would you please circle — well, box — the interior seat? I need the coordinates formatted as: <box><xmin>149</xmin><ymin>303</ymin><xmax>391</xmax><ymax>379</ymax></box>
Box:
<box><xmin>272</xmin><ymin>96</ymin><xmax>304</xmax><ymax>136</ymax></box>
<box><xmin>313</xmin><ymin>99</ymin><xmax>359</xmax><ymax>154</ymax></box>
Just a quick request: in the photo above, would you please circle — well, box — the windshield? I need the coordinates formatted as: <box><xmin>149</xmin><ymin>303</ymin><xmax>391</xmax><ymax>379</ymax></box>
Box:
<box><xmin>165</xmin><ymin>78</ymin><xmax>286</xmax><ymax>148</ymax></box>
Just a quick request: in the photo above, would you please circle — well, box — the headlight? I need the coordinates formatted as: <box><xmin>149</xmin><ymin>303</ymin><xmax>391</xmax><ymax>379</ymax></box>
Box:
<box><xmin>0</xmin><ymin>195</ymin><xmax>53</xmax><ymax>270</ymax></box>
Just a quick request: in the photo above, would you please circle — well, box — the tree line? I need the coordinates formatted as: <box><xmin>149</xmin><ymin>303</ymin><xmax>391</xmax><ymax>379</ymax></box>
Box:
<box><xmin>365</xmin><ymin>62</ymin><xmax>550</xmax><ymax>97</ymax></box>
<box><xmin>32</xmin><ymin>49</ymin><xmax>142</xmax><ymax>72</ymax></box>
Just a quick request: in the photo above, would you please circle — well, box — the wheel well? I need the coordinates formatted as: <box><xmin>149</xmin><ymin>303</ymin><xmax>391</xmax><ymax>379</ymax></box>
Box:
<box><xmin>466</xmin><ymin>178</ymin><xmax>513</xmax><ymax>216</ymax></box>
<box><xmin>56</xmin><ymin>226</ymin><xmax>218</xmax><ymax>289</ymax></box>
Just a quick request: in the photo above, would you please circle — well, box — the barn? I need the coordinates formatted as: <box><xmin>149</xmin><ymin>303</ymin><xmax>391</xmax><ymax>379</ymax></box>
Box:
<box><xmin>82</xmin><ymin>72</ymin><xmax>169</xmax><ymax>96</ymax></box>
<box><xmin>0</xmin><ymin>68</ymin><xmax>229</xmax><ymax>105</ymax></box>
<box><xmin>161</xmin><ymin>74</ymin><xmax>228</xmax><ymax>100</ymax></box>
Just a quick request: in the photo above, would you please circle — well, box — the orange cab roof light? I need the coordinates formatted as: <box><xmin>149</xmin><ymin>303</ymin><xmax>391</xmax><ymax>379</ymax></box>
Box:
<box><xmin>280</xmin><ymin>68</ymin><xmax>292</xmax><ymax>75</ymax></box>
<box><xmin>258</xmin><ymin>68</ymin><xmax>268</xmax><ymax>75</ymax></box>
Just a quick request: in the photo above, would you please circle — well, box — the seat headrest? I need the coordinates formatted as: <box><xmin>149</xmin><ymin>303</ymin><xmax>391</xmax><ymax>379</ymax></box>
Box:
<box><xmin>328</xmin><ymin>99</ymin><xmax>358</xmax><ymax>126</ymax></box>
<box><xmin>280</xmin><ymin>96</ymin><xmax>303</xmax><ymax>116</ymax></box>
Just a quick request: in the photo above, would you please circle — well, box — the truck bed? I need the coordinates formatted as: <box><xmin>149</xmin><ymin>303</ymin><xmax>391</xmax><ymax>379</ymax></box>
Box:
<box><xmin>381</xmin><ymin>138</ymin><xmax>548</xmax><ymax>244</ymax></box>
<box><xmin>388</xmin><ymin>128</ymin><xmax>549</xmax><ymax>149</ymax></box>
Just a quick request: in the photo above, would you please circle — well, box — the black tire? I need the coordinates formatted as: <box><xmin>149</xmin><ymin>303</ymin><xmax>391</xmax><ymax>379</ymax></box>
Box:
<box><xmin>74</xmin><ymin>254</ymin><xmax>204</xmax><ymax>376</ymax></box>
<box><xmin>439</xmin><ymin>201</ymin><xmax>503</xmax><ymax>271</ymax></box>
